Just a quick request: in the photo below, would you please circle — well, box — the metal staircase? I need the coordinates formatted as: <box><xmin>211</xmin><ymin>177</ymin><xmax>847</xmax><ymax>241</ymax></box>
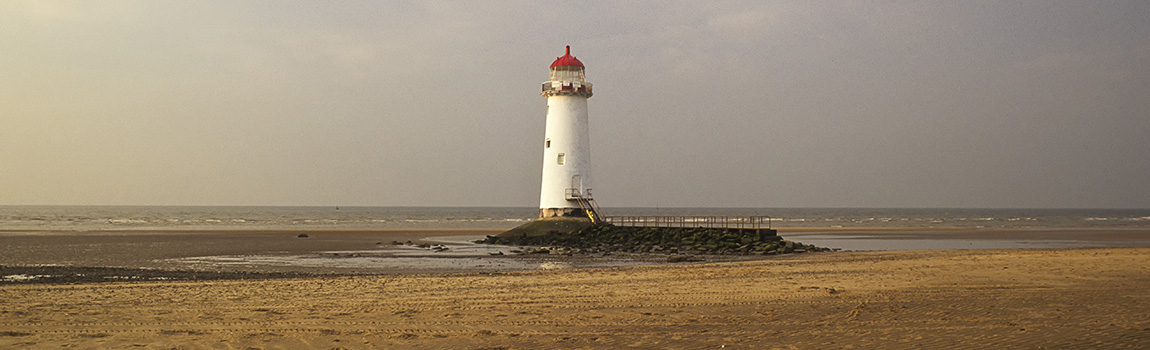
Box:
<box><xmin>565</xmin><ymin>188</ymin><xmax>601</xmax><ymax>224</ymax></box>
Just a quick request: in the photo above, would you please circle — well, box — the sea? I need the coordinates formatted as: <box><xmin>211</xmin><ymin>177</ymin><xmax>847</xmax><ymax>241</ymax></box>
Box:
<box><xmin>1</xmin><ymin>206</ymin><xmax>1147</xmax><ymax>231</ymax></box>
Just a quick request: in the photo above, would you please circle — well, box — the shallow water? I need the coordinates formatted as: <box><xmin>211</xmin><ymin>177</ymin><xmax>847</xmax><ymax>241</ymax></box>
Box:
<box><xmin>3</xmin><ymin>206</ymin><xmax>1147</xmax><ymax>231</ymax></box>
<box><xmin>787</xmin><ymin>234</ymin><xmax>1107</xmax><ymax>251</ymax></box>
<box><xmin>783</xmin><ymin>229</ymin><xmax>1150</xmax><ymax>251</ymax></box>
<box><xmin>164</xmin><ymin>235</ymin><xmax>658</xmax><ymax>273</ymax></box>
<box><xmin>173</xmin><ymin>254</ymin><xmax>544</xmax><ymax>271</ymax></box>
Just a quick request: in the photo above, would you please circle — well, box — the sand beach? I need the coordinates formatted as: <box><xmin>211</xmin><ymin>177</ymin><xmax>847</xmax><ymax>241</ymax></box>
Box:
<box><xmin>1</xmin><ymin>228</ymin><xmax>1149</xmax><ymax>348</ymax></box>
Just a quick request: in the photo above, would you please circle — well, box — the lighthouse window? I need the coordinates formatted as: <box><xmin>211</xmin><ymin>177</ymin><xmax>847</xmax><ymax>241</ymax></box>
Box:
<box><xmin>545</xmin><ymin>138</ymin><xmax>551</xmax><ymax>148</ymax></box>
<box><xmin>557</xmin><ymin>153</ymin><xmax>565</xmax><ymax>165</ymax></box>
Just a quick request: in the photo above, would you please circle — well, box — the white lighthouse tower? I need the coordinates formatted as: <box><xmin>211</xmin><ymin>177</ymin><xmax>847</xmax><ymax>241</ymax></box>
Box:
<box><xmin>538</xmin><ymin>46</ymin><xmax>599</xmax><ymax>221</ymax></box>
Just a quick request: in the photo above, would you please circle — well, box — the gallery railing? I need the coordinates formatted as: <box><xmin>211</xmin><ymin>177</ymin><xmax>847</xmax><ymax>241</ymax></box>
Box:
<box><xmin>542</xmin><ymin>81</ymin><xmax>593</xmax><ymax>96</ymax></box>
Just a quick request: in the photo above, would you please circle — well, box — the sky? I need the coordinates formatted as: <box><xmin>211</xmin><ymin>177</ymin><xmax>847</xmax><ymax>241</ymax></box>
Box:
<box><xmin>1</xmin><ymin>1</ymin><xmax>1148</xmax><ymax>208</ymax></box>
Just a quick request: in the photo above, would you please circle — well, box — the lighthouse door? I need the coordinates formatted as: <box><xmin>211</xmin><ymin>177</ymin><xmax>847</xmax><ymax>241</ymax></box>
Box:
<box><xmin>571</xmin><ymin>175</ymin><xmax>583</xmax><ymax>196</ymax></box>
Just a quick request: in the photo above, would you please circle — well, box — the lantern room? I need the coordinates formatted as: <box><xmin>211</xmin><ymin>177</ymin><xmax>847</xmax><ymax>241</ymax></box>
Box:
<box><xmin>542</xmin><ymin>46</ymin><xmax>593</xmax><ymax>97</ymax></box>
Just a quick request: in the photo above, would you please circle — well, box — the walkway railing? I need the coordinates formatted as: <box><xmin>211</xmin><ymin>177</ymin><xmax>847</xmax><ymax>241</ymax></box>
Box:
<box><xmin>601</xmin><ymin>216</ymin><xmax>772</xmax><ymax>230</ymax></box>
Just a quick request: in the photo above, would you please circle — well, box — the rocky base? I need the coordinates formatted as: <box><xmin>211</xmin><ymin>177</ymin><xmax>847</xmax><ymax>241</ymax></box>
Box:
<box><xmin>538</xmin><ymin>208</ymin><xmax>588</xmax><ymax>219</ymax></box>
<box><xmin>480</xmin><ymin>224</ymin><xmax>832</xmax><ymax>256</ymax></box>
<box><xmin>499</xmin><ymin>217</ymin><xmax>593</xmax><ymax>238</ymax></box>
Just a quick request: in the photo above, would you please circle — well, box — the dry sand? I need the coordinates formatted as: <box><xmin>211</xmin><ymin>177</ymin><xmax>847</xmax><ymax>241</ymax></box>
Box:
<box><xmin>2</xmin><ymin>240</ymin><xmax>1149</xmax><ymax>348</ymax></box>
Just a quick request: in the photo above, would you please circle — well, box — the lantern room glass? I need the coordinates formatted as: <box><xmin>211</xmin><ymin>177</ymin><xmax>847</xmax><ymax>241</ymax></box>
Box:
<box><xmin>549</xmin><ymin>66</ymin><xmax>586</xmax><ymax>83</ymax></box>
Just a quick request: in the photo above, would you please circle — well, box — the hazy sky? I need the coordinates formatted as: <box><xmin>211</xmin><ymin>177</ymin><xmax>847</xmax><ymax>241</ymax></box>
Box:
<box><xmin>2</xmin><ymin>1</ymin><xmax>1148</xmax><ymax>208</ymax></box>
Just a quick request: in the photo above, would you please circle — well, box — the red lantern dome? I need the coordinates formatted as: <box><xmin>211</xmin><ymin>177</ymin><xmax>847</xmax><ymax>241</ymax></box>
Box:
<box><xmin>549</xmin><ymin>45</ymin><xmax>584</xmax><ymax>68</ymax></box>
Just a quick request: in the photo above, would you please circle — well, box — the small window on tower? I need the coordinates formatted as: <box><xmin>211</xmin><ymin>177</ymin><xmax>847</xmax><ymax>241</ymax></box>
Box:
<box><xmin>557</xmin><ymin>153</ymin><xmax>565</xmax><ymax>165</ymax></box>
<box><xmin>545</xmin><ymin>138</ymin><xmax>551</xmax><ymax>148</ymax></box>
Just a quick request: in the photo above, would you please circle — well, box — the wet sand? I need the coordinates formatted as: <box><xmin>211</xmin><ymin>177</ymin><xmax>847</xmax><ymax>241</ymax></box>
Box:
<box><xmin>0</xmin><ymin>229</ymin><xmax>524</xmax><ymax>276</ymax></box>
<box><xmin>783</xmin><ymin>227</ymin><xmax>1150</xmax><ymax>251</ymax></box>
<box><xmin>2</xmin><ymin>228</ymin><xmax>1149</xmax><ymax>348</ymax></box>
<box><xmin>0</xmin><ymin>229</ymin><xmax>489</xmax><ymax>272</ymax></box>
<box><xmin>3</xmin><ymin>227</ymin><xmax>1148</xmax><ymax>275</ymax></box>
<box><xmin>0</xmin><ymin>229</ymin><xmax>689</xmax><ymax>277</ymax></box>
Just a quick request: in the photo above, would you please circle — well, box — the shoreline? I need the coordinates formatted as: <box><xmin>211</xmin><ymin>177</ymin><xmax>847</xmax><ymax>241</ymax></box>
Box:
<box><xmin>0</xmin><ymin>228</ymin><xmax>508</xmax><ymax>235</ymax></box>
<box><xmin>5</xmin><ymin>225</ymin><xmax>1147</xmax><ymax>232</ymax></box>
<box><xmin>2</xmin><ymin>226</ymin><xmax>1148</xmax><ymax>283</ymax></box>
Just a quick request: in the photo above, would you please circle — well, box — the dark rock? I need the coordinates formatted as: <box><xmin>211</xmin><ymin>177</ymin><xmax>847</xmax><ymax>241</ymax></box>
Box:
<box><xmin>667</xmin><ymin>255</ymin><xmax>701</xmax><ymax>263</ymax></box>
<box><xmin>297</xmin><ymin>234</ymin><xmax>309</xmax><ymax>238</ymax></box>
<box><xmin>476</xmin><ymin>223</ymin><xmax>823</xmax><ymax>257</ymax></box>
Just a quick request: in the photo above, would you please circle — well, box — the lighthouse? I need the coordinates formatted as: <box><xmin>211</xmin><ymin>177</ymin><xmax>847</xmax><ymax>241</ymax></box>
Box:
<box><xmin>538</xmin><ymin>46</ymin><xmax>600</xmax><ymax>221</ymax></box>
